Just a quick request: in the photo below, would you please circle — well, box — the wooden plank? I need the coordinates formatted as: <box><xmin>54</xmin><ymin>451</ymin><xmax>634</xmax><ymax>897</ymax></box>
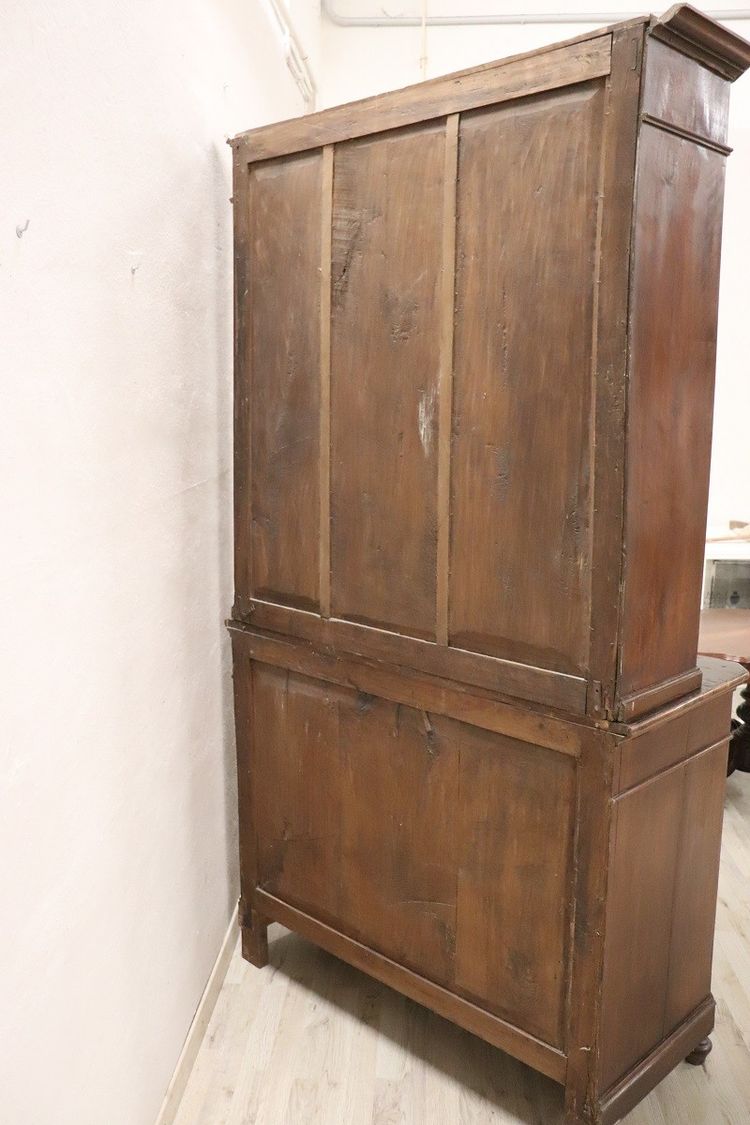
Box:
<box><xmin>229</xmin><ymin>635</ymin><xmax>267</xmax><ymax>967</ymax></box>
<box><xmin>618</xmin><ymin>126</ymin><xmax>727</xmax><ymax>699</ymax></box>
<box><xmin>564</xmin><ymin>729</ymin><xmax>617</xmax><ymax>1123</ymax></box>
<box><xmin>247</xmin><ymin>152</ymin><xmax>322</xmax><ymax>612</ymax></box>
<box><xmin>232</xmin><ymin>154</ymin><xmax>253</xmax><ymax>616</ymax></box>
<box><xmin>233</xmin><ymin>36</ymin><xmax>613</xmax><ymax>162</ymax></box>
<box><xmin>599</xmin><ymin>764</ymin><xmax>685</xmax><ymax>1090</ymax></box>
<box><xmin>436</xmin><ymin>114</ymin><xmax>459</xmax><ymax>646</ymax></box>
<box><xmin>616</xmin><ymin>707</ymin><xmax>730</xmax><ymax>796</ymax></box>
<box><xmin>253</xmin><ymin>665</ymin><xmax>343</xmax><ymax>925</ymax></box>
<box><xmin>664</xmin><ymin>740</ymin><xmax>728</xmax><ymax>1031</ymax></box>
<box><xmin>449</xmin><ymin>81</ymin><xmax>605</xmax><ymax>676</ymax></box>
<box><xmin>228</xmin><ymin>623</ymin><xmax>583</xmax><ymax>756</ymax></box>
<box><xmin>252</xmin><ymin>664</ymin><xmax>575</xmax><ymax>1051</ymax></box>
<box><xmin>242</xmin><ymin>598</ymin><xmax>589</xmax><ymax>714</ymax></box>
<box><xmin>330</xmin><ymin>122</ymin><xmax>444</xmax><ymax>639</ymax></box>
<box><xmin>616</xmin><ymin>666</ymin><xmax>703</xmax><ymax>723</ymax></box>
<box><xmin>587</xmin><ymin>25</ymin><xmax>645</xmax><ymax>717</ymax></box>
<box><xmin>254</xmin><ymin>889</ymin><xmax>568</xmax><ymax>1083</ymax></box>
<box><xmin>319</xmin><ymin>146</ymin><xmax>334</xmax><ymax>618</ymax></box>
<box><xmin>454</xmin><ymin>727</ymin><xmax>577</xmax><ymax>1047</ymax></box>
<box><xmin>336</xmin><ymin>693</ymin><xmax>461</xmax><ymax>985</ymax></box>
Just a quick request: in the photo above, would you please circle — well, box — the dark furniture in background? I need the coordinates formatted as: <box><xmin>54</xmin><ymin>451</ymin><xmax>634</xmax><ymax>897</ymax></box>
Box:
<box><xmin>228</xmin><ymin>8</ymin><xmax>750</xmax><ymax>1123</ymax></box>
<box><xmin>700</xmin><ymin>608</ymin><xmax>750</xmax><ymax>773</ymax></box>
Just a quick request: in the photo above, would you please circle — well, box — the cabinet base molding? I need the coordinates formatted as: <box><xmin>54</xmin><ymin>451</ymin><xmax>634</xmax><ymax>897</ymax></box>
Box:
<box><xmin>598</xmin><ymin>999</ymin><xmax>714</xmax><ymax>1124</ymax></box>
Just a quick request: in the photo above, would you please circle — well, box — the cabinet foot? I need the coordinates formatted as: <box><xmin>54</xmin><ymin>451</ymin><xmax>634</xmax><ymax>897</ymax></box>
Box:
<box><xmin>241</xmin><ymin>909</ymin><xmax>269</xmax><ymax>968</ymax></box>
<box><xmin>685</xmin><ymin>1037</ymin><xmax>713</xmax><ymax>1066</ymax></box>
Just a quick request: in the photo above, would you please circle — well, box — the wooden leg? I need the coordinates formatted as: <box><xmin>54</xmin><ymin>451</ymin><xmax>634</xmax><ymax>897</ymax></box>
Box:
<box><xmin>241</xmin><ymin>908</ymin><xmax>269</xmax><ymax>968</ymax></box>
<box><xmin>685</xmin><ymin>1037</ymin><xmax>713</xmax><ymax>1066</ymax></box>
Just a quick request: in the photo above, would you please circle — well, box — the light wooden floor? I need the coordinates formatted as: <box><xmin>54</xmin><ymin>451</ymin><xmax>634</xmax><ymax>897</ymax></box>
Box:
<box><xmin>174</xmin><ymin>774</ymin><xmax>750</xmax><ymax>1125</ymax></box>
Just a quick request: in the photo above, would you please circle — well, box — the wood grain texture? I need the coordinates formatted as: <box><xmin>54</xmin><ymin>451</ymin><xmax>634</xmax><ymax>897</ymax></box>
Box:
<box><xmin>158</xmin><ymin>776</ymin><xmax>750</xmax><ymax>1125</ymax></box>
<box><xmin>450</xmin><ymin>82</ymin><xmax>605</xmax><ymax>675</ymax></box>
<box><xmin>233</xmin><ymin>35</ymin><xmax>613</xmax><ymax>161</ymax></box>
<box><xmin>330</xmin><ymin>123</ymin><xmax>444</xmax><ymax>639</ymax></box>
<box><xmin>319</xmin><ymin>146</ymin><xmax>334</xmax><ymax>618</ymax></box>
<box><xmin>243</xmin><ymin>599</ymin><xmax>588</xmax><ymax>714</ymax></box>
<box><xmin>436</xmin><ymin>115</ymin><xmax>459</xmax><ymax>646</ymax></box>
<box><xmin>454</xmin><ymin>727</ymin><xmax>576</xmax><ymax>1047</ymax></box>
<box><xmin>227</xmin><ymin>16</ymin><xmax>749</xmax><ymax>1123</ymax></box>
<box><xmin>642</xmin><ymin>37</ymin><xmax>730</xmax><ymax>145</ymax></box>
<box><xmin>664</xmin><ymin>740</ymin><xmax>728</xmax><ymax>1031</ymax></box>
<box><xmin>250</xmin><ymin>663</ymin><xmax>576</xmax><ymax>1053</ymax></box>
<box><xmin>229</xmin><ymin>624</ymin><xmax>584</xmax><ymax>755</ymax></box>
<box><xmin>587</xmin><ymin>24</ymin><xmax>645</xmax><ymax>716</ymax></box>
<box><xmin>599</xmin><ymin>732</ymin><xmax>732</xmax><ymax>1093</ymax></box>
<box><xmin>248</xmin><ymin>152</ymin><xmax>322</xmax><ymax>611</ymax></box>
<box><xmin>232</xmin><ymin>156</ymin><xmax>252</xmax><ymax>614</ymax></box>
<box><xmin>599</xmin><ymin>765</ymin><xmax>686</xmax><ymax>1090</ymax></box>
<box><xmin>254</xmin><ymin>890</ymin><xmax>568</xmax><ymax>1085</ymax></box>
<box><xmin>563</xmin><ymin>730</ymin><xmax>616</xmax><ymax>1125</ymax></box>
<box><xmin>618</xmin><ymin>124</ymin><xmax>726</xmax><ymax>699</ymax></box>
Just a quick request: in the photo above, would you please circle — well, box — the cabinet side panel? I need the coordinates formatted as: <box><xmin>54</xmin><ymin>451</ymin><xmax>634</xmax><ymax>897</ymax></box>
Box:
<box><xmin>450</xmin><ymin>82</ymin><xmax>604</xmax><ymax>675</ymax></box>
<box><xmin>600</xmin><ymin>695</ymin><xmax>732</xmax><ymax>1091</ymax></box>
<box><xmin>248</xmin><ymin>152</ymin><xmax>322</xmax><ymax>610</ymax></box>
<box><xmin>619</xmin><ymin>126</ymin><xmax>726</xmax><ymax>698</ymax></box>
<box><xmin>599</xmin><ymin>763</ymin><xmax>684</xmax><ymax>1090</ymax></box>
<box><xmin>664</xmin><ymin>738</ymin><xmax>728</xmax><ymax>1030</ymax></box>
<box><xmin>330</xmin><ymin>123</ymin><xmax>445</xmax><ymax>639</ymax></box>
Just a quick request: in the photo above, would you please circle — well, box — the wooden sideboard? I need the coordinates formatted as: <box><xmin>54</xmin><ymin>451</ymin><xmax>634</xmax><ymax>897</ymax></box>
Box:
<box><xmin>228</xmin><ymin>7</ymin><xmax>750</xmax><ymax>1123</ymax></box>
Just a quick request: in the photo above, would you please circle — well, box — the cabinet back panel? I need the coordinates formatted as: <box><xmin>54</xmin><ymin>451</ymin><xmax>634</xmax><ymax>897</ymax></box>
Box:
<box><xmin>247</xmin><ymin>152</ymin><xmax>322</xmax><ymax>610</ymax></box>
<box><xmin>330</xmin><ymin>124</ymin><xmax>445</xmax><ymax>638</ymax></box>
<box><xmin>449</xmin><ymin>83</ymin><xmax>605</xmax><ymax>674</ymax></box>
<box><xmin>252</xmin><ymin>661</ymin><xmax>574</xmax><ymax>1047</ymax></box>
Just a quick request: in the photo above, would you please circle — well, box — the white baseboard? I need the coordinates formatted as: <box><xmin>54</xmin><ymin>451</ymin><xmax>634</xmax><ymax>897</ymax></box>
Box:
<box><xmin>154</xmin><ymin>901</ymin><xmax>240</xmax><ymax>1125</ymax></box>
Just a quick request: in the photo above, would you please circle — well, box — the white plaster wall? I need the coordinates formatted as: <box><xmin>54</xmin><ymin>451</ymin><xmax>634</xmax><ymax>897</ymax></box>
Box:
<box><xmin>0</xmin><ymin>3</ymin><xmax>316</xmax><ymax>1123</ymax></box>
<box><xmin>319</xmin><ymin>1</ymin><xmax>750</xmax><ymax>526</ymax></box>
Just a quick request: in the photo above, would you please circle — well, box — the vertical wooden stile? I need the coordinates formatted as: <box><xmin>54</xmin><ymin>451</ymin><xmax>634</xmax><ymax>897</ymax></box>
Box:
<box><xmin>587</xmin><ymin>26</ymin><xmax>645</xmax><ymax>716</ymax></box>
<box><xmin>436</xmin><ymin>114</ymin><xmax>459</xmax><ymax>646</ymax></box>
<box><xmin>319</xmin><ymin>145</ymin><xmax>334</xmax><ymax>618</ymax></box>
<box><xmin>233</xmin><ymin>153</ymin><xmax>253</xmax><ymax>614</ymax></box>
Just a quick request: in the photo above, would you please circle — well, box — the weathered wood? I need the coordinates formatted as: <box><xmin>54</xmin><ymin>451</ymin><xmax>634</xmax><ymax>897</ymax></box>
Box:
<box><xmin>228</xmin><ymin>623</ymin><xmax>584</xmax><ymax>756</ymax></box>
<box><xmin>229</xmin><ymin>11</ymin><xmax>750</xmax><ymax>1125</ymax></box>
<box><xmin>435</xmin><ymin>114</ymin><xmax>458</xmax><ymax>646</ymax></box>
<box><xmin>319</xmin><ymin>146</ymin><xmax>334</xmax><ymax>618</ymax></box>
<box><xmin>233</xmin><ymin>35</ymin><xmax>613</xmax><ymax>161</ymax></box>
<box><xmin>449</xmin><ymin>80</ymin><xmax>604</xmax><ymax>677</ymax></box>
<box><xmin>245</xmin><ymin>152</ymin><xmax>322</xmax><ymax>611</ymax></box>
<box><xmin>587</xmin><ymin>23</ymin><xmax>645</xmax><ymax>719</ymax></box>
<box><xmin>243</xmin><ymin>597</ymin><xmax>589</xmax><ymax>714</ymax></box>
<box><xmin>618</xmin><ymin>120</ymin><xmax>727</xmax><ymax>701</ymax></box>
<box><xmin>330</xmin><ymin>122</ymin><xmax>444</xmax><ymax>638</ymax></box>
<box><xmin>253</xmin><ymin>888</ymin><xmax>568</xmax><ymax>1083</ymax></box>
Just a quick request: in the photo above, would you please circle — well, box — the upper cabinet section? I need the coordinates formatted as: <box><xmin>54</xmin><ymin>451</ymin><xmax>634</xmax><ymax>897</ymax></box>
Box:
<box><xmin>231</xmin><ymin>7</ymin><xmax>750</xmax><ymax>722</ymax></box>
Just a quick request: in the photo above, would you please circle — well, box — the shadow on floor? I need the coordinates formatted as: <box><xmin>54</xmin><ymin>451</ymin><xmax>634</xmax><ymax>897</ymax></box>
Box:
<box><xmin>264</xmin><ymin>927</ymin><xmax>565</xmax><ymax>1124</ymax></box>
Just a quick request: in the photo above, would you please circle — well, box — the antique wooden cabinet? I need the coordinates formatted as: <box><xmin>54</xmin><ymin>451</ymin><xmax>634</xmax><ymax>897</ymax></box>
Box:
<box><xmin>228</xmin><ymin>7</ymin><xmax>750</xmax><ymax>1123</ymax></box>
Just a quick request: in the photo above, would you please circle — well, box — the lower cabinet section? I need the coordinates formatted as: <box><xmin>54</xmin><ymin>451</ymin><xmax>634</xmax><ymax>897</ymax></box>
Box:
<box><xmin>600</xmin><ymin>738</ymin><xmax>728</xmax><ymax>1091</ymax></box>
<box><xmin>252</xmin><ymin>661</ymin><xmax>575</xmax><ymax>1049</ymax></box>
<box><xmin>230</xmin><ymin>623</ymin><xmax>742</xmax><ymax>1124</ymax></box>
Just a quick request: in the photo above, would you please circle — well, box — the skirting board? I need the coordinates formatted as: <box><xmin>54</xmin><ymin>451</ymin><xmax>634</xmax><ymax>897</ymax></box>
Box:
<box><xmin>153</xmin><ymin>902</ymin><xmax>239</xmax><ymax>1125</ymax></box>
